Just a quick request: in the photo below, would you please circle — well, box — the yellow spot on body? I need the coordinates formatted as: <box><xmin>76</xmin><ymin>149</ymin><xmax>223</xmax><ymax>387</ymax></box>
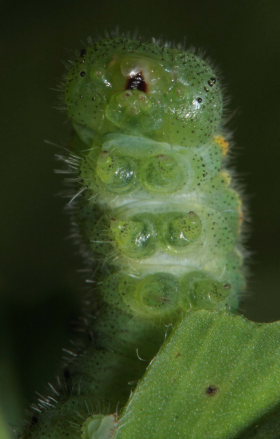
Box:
<box><xmin>214</xmin><ymin>135</ymin><xmax>230</xmax><ymax>155</ymax></box>
<box><xmin>238</xmin><ymin>198</ymin><xmax>245</xmax><ymax>228</ymax></box>
<box><xmin>220</xmin><ymin>171</ymin><xmax>231</xmax><ymax>185</ymax></box>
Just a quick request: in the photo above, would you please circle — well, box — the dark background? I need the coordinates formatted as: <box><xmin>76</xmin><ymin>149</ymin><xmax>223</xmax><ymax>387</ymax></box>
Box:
<box><xmin>1</xmin><ymin>0</ymin><xmax>280</xmax><ymax>432</ymax></box>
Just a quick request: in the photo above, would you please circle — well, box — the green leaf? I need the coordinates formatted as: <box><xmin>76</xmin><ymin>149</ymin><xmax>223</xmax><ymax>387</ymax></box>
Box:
<box><xmin>238</xmin><ymin>404</ymin><xmax>280</xmax><ymax>438</ymax></box>
<box><xmin>116</xmin><ymin>310</ymin><xmax>280</xmax><ymax>439</ymax></box>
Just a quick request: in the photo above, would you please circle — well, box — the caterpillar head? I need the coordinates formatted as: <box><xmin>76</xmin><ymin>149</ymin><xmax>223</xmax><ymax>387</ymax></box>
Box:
<box><xmin>65</xmin><ymin>38</ymin><xmax>223</xmax><ymax>146</ymax></box>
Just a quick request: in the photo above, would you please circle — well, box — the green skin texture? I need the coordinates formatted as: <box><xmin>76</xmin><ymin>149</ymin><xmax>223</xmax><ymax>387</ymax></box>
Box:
<box><xmin>21</xmin><ymin>38</ymin><xmax>245</xmax><ymax>438</ymax></box>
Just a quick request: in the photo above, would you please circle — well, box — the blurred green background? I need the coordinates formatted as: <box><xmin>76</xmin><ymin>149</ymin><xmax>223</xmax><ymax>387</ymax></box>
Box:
<box><xmin>1</xmin><ymin>0</ymin><xmax>280</xmax><ymax>433</ymax></box>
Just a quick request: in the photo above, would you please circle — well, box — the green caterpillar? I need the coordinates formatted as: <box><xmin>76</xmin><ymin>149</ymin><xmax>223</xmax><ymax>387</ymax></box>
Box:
<box><xmin>21</xmin><ymin>36</ymin><xmax>245</xmax><ymax>439</ymax></box>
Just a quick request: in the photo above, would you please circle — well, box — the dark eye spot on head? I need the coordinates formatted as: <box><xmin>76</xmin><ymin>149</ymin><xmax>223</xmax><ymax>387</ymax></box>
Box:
<box><xmin>197</xmin><ymin>97</ymin><xmax>203</xmax><ymax>103</ymax></box>
<box><xmin>80</xmin><ymin>71</ymin><xmax>86</xmax><ymax>77</ymax></box>
<box><xmin>126</xmin><ymin>71</ymin><xmax>147</xmax><ymax>93</ymax></box>
<box><xmin>80</xmin><ymin>48</ymin><xmax>87</xmax><ymax>57</ymax></box>
<box><xmin>206</xmin><ymin>385</ymin><xmax>219</xmax><ymax>396</ymax></box>
<box><xmin>208</xmin><ymin>77</ymin><xmax>217</xmax><ymax>87</ymax></box>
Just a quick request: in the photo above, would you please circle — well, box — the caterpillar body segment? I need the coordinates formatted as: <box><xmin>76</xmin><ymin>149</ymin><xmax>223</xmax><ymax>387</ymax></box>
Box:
<box><xmin>70</xmin><ymin>37</ymin><xmax>245</xmax><ymax>317</ymax></box>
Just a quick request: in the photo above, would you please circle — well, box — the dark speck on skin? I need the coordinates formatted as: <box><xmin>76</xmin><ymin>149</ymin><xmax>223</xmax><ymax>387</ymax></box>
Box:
<box><xmin>31</xmin><ymin>416</ymin><xmax>39</xmax><ymax>425</ymax></box>
<box><xmin>206</xmin><ymin>385</ymin><xmax>219</xmax><ymax>396</ymax></box>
